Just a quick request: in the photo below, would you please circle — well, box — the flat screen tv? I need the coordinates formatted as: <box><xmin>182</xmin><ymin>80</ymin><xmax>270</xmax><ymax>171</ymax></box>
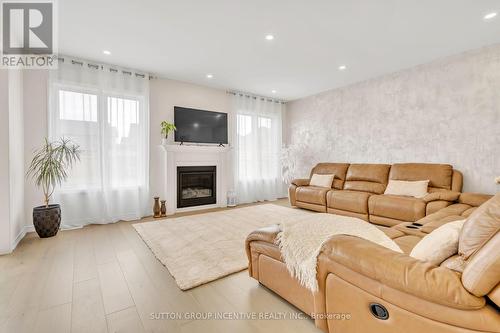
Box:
<box><xmin>174</xmin><ymin>106</ymin><xmax>228</xmax><ymax>144</ymax></box>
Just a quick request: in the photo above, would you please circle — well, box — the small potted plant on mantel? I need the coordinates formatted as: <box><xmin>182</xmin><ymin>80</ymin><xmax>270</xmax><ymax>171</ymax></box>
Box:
<box><xmin>26</xmin><ymin>138</ymin><xmax>81</xmax><ymax>238</ymax></box>
<box><xmin>160</xmin><ymin>121</ymin><xmax>176</xmax><ymax>145</ymax></box>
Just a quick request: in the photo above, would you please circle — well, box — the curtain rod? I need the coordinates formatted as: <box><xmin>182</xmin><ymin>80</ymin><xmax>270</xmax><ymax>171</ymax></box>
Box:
<box><xmin>226</xmin><ymin>90</ymin><xmax>286</xmax><ymax>104</ymax></box>
<box><xmin>57</xmin><ymin>56</ymin><xmax>154</xmax><ymax>80</ymax></box>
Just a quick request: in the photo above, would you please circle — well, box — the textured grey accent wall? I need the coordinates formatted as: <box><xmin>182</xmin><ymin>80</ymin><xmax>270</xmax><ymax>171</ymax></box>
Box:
<box><xmin>286</xmin><ymin>45</ymin><xmax>500</xmax><ymax>194</ymax></box>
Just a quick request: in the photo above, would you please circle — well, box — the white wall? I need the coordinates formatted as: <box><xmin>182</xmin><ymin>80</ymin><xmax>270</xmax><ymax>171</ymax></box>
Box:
<box><xmin>23</xmin><ymin>70</ymin><xmax>49</xmax><ymax>225</ymax></box>
<box><xmin>0</xmin><ymin>70</ymin><xmax>11</xmax><ymax>253</ymax></box>
<box><xmin>0</xmin><ymin>69</ymin><xmax>26</xmax><ymax>254</ymax></box>
<box><xmin>8</xmin><ymin>70</ymin><xmax>25</xmax><ymax>247</ymax></box>
<box><xmin>149</xmin><ymin>78</ymin><xmax>231</xmax><ymax>198</ymax></box>
<box><xmin>286</xmin><ymin>45</ymin><xmax>500</xmax><ymax>194</ymax></box>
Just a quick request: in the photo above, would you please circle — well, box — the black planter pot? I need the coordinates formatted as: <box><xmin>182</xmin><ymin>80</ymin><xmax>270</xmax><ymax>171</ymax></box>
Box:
<box><xmin>33</xmin><ymin>204</ymin><xmax>61</xmax><ymax>238</ymax></box>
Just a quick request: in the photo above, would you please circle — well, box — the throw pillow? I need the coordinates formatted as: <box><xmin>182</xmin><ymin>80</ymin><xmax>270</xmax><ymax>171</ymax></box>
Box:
<box><xmin>309</xmin><ymin>174</ymin><xmax>335</xmax><ymax>188</ymax></box>
<box><xmin>384</xmin><ymin>180</ymin><xmax>429</xmax><ymax>198</ymax></box>
<box><xmin>410</xmin><ymin>219</ymin><xmax>466</xmax><ymax>265</ymax></box>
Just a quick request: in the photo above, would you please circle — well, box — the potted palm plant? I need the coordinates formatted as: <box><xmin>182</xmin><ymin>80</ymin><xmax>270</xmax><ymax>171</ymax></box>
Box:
<box><xmin>160</xmin><ymin>121</ymin><xmax>176</xmax><ymax>145</ymax></box>
<box><xmin>26</xmin><ymin>138</ymin><xmax>81</xmax><ymax>238</ymax></box>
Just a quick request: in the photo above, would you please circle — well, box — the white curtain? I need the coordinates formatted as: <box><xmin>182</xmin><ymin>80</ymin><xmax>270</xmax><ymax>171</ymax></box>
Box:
<box><xmin>232</xmin><ymin>93</ymin><xmax>285</xmax><ymax>204</ymax></box>
<box><xmin>48</xmin><ymin>58</ymin><xmax>150</xmax><ymax>228</ymax></box>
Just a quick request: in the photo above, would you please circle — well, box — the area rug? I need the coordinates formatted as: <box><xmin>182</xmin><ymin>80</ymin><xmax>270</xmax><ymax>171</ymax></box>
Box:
<box><xmin>133</xmin><ymin>204</ymin><xmax>312</xmax><ymax>290</ymax></box>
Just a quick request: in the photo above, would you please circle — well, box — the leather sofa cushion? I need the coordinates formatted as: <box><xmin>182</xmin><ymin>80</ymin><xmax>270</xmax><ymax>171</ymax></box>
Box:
<box><xmin>296</xmin><ymin>186</ymin><xmax>329</xmax><ymax>205</ymax></box>
<box><xmin>459</xmin><ymin>194</ymin><xmax>500</xmax><ymax>297</ymax></box>
<box><xmin>327</xmin><ymin>190</ymin><xmax>371</xmax><ymax>214</ymax></box>
<box><xmin>369</xmin><ymin>194</ymin><xmax>426</xmax><ymax>222</ymax></box>
<box><xmin>417</xmin><ymin>203</ymin><xmax>471</xmax><ymax>226</ymax></box>
<box><xmin>389</xmin><ymin>163</ymin><xmax>453</xmax><ymax>190</ymax></box>
<box><xmin>310</xmin><ymin>163</ymin><xmax>350</xmax><ymax>190</ymax></box>
<box><xmin>462</xmin><ymin>232</ymin><xmax>500</xmax><ymax>297</ymax></box>
<box><xmin>462</xmin><ymin>207</ymin><xmax>478</xmax><ymax>218</ymax></box>
<box><xmin>343</xmin><ymin>164</ymin><xmax>390</xmax><ymax>194</ymax></box>
<box><xmin>394</xmin><ymin>235</ymin><xmax>422</xmax><ymax>254</ymax></box>
<box><xmin>420</xmin><ymin>214</ymin><xmax>466</xmax><ymax>234</ymax></box>
<box><xmin>459</xmin><ymin>193</ymin><xmax>500</xmax><ymax>260</ymax></box>
<box><xmin>415</xmin><ymin>202</ymin><xmax>473</xmax><ymax>234</ymax></box>
<box><xmin>376</xmin><ymin>225</ymin><xmax>405</xmax><ymax>239</ymax></box>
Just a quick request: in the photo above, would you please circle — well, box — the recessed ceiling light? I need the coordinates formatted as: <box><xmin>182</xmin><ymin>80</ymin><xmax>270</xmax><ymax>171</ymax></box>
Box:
<box><xmin>103</xmin><ymin>50</ymin><xmax>111</xmax><ymax>55</ymax></box>
<box><xmin>265</xmin><ymin>34</ymin><xmax>275</xmax><ymax>41</ymax></box>
<box><xmin>484</xmin><ymin>12</ymin><xmax>498</xmax><ymax>20</ymax></box>
<box><xmin>338</xmin><ymin>65</ymin><xmax>347</xmax><ymax>71</ymax></box>
<box><xmin>206</xmin><ymin>73</ymin><xmax>214</xmax><ymax>79</ymax></box>
<box><xmin>271</xmin><ymin>90</ymin><xmax>277</xmax><ymax>94</ymax></box>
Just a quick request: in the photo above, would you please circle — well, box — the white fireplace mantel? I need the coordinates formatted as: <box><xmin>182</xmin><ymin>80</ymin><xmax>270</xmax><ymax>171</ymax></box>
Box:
<box><xmin>157</xmin><ymin>144</ymin><xmax>232</xmax><ymax>215</ymax></box>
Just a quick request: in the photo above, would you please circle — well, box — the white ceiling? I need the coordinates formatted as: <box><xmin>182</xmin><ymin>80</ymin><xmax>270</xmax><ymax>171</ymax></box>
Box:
<box><xmin>59</xmin><ymin>0</ymin><xmax>500</xmax><ymax>101</ymax></box>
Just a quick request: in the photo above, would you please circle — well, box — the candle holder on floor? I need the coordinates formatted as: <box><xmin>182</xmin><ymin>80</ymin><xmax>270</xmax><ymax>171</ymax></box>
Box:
<box><xmin>160</xmin><ymin>200</ymin><xmax>167</xmax><ymax>217</ymax></box>
<box><xmin>153</xmin><ymin>197</ymin><xmax>161</xmax><ymax>218</ymax></box>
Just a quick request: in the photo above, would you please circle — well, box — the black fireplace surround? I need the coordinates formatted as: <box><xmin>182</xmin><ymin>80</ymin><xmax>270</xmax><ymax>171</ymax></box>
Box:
<box><xmin>177</xmin><ymin>166</ymin><xmax>216</xmax><ymax>208</ymax></box>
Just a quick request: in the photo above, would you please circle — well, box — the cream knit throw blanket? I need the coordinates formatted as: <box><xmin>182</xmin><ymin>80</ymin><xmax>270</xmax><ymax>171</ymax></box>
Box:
<box><xmin>277</xmin><ymin>213</ymin><xmax>403</xmax><ymax>292</ymax></box>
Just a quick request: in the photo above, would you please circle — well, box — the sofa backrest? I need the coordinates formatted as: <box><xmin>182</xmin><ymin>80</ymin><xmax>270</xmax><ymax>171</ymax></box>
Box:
<box><xmin>343</xmin><ymin>164</ymin><xmax>391</xmax><ymax>194</ymax></box>
<box><xmin>388</xmin><ymin>163</ymin><xmax>461</xmax><ymax>192</ymax></box>
<box><xmin>310</xmin><ymin>163</ymin><xmax>350</xmax><ymax>190</ymax></box>
<box><xmin>451</xmin><ymin>169</ymin><xmax>463</xmax><ymax>193</ymax></box>
<box><xmin>460</xmin><ymin>194</ymin><xmax>500</xmax><ymax>300</ymax></box>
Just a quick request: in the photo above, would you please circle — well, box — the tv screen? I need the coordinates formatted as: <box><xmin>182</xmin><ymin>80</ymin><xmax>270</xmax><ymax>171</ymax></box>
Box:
<box><xmin>174</xmin><ymin>107</ymin><xmax>228</xmax><ymax>144</ymax></box>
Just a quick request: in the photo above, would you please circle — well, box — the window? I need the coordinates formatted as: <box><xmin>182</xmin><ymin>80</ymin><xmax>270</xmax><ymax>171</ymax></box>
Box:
<box><xmin>55</xmin><ymin>88</ymin><xmax>101</xmax><ymax>190</ymax></box>
<box><xmin>237</xmin><ymin>114</ymin><xmax>279</xmax><ymax>181</ymax></box>
<box><xmin>232</xmin><ymin>93</ymin><xmax>284</xmax><ymax>204</ymax></box>
<box><xmin>105</xmin><ymin>95</ymin><xmax>143</xmax><ymax>188</ymax></box>
<box><xmin>48</xmin><ymin>61</ymin><xmax>150</xmax><ymax>227</ymax></box>
<box><xmin>59</xmin><ymin>90</ymin><xmax>97</xmax><ymax>122</ymax></box>
<box><xmin>52</xmin><ymin>86</ymin><xmax>147</xmax><ymax>191</ymax></box>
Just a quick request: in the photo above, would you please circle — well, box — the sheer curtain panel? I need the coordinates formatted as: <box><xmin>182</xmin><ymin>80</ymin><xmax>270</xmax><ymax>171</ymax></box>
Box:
<box><xmin>232</xmin><ymin>93</ymin><xmax>284</xmax><ymax>204</ymax></box>
<box><xmin>48</xmin><ymin>59</ymin><xmax>150</xmax><ymax>228</ymax></box>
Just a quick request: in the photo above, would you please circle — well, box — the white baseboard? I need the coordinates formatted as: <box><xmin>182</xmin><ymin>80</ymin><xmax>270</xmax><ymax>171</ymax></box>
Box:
<box><xmin>11</xmin><ymin>227</ymin><xmax>27</xmax><ymax>252</ymax></box>
<box><xmin>24</xmin><ymin>225</ymin><xmax>35</xmax><ymax>233</ymax></box>
<box><xmin>0</xmin><ymin>225</ymin><xmax>30</xmax><ymax>255</ymax></box>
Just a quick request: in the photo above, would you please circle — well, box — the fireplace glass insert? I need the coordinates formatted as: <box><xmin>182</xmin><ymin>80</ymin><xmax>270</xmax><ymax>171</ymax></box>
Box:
<box><xmin>177</xmin><ymin>166</ymin><xmax>216</xmax><ymax>208</ymax></box>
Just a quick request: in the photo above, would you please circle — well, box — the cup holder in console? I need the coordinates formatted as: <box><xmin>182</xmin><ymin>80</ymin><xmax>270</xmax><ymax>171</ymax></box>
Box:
<box><xmin>406</xmin><ymin>222</ymin><xmax>423</xmax><ymax>229</ymax></box>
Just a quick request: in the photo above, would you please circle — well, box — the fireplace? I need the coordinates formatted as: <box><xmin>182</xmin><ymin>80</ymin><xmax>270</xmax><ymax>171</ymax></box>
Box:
<box><xmin>177</xmin><ymin>166</ymin><xmax>217</xmax><ymax>208</ymax></box>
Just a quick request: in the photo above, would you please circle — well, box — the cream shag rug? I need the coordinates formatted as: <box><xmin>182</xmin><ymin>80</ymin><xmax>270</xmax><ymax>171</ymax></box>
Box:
<box><xmin>133</xmin><ymin>204</ymin><xmax>312</xmax><ymax>290</ymax></box>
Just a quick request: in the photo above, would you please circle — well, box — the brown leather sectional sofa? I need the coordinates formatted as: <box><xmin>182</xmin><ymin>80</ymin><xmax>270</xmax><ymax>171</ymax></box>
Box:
<box><xmin>289</xmin><ymin>163</ymin><xmax>463</xmax><ymax>224</ymax></box>
<box><xmin>246</xmin><ymin>162</ymin><xmax>500</xmax><ymax>333</ymax></box>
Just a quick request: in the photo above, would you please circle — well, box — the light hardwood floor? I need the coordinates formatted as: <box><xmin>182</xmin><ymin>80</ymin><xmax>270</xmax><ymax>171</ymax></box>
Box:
<box><xmin>0</xmin><ymin>200</ymin><xmax>319</xmax><ymax>333</ymax></box>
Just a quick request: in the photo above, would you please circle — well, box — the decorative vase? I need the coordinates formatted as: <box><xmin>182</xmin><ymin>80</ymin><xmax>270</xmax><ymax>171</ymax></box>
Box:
<box><xmin>160</xmin><ymin>200</ymin><xmax>166</xmax><ymax>217</ymax></box>
<box><xmin>153</xmin><ymin>197</ymin><xmax>161</xmax><ymax>218</ymax></box>
<box><xmin>33</xmin><ymin>204</ymin><xmax>61</xmax><ymax>238</ymax></box>
<box><xmin>161</xmin><ymin>136</ymin><xmax>168</xmax><ymax>146</ymax></box>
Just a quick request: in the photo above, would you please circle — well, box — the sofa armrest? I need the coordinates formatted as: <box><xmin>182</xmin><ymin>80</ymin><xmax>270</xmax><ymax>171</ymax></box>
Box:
<box><xmin>245</xmin><ymin>225</ymin><xmax>281</xmax><ymax>278</ymax></box>
<box><xmin>319</xmin><ymin>235</ymin><xmax>485</xmax><ymax>310</ymax></box>
<box><xmin>291</xmin><ymin>178</ymin><xmax>310</xmax><ymax>186</ymax></box>
<box><xmin>422</xmin><ymin>191</ymin><xmax>460</xmax><ymax>203</ymax></box>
